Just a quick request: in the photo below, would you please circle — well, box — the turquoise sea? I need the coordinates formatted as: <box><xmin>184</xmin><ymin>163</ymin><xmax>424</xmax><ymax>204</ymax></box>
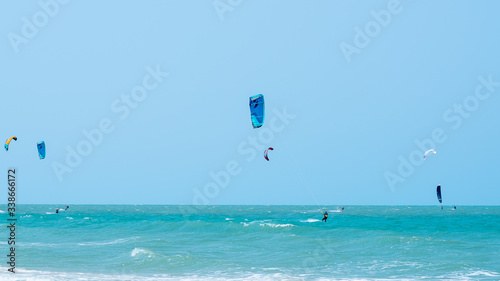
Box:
<box><xmin>0</xmin><ymin>205</ymin><xmax>499</xmax><ymax>280</ymax></box>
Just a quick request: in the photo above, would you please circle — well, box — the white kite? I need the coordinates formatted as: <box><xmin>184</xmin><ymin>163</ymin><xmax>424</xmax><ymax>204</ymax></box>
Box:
<box><xmin>423</xmin><ymin>149</ymin><xmax>436</xmax><ymax>159</ymax></box>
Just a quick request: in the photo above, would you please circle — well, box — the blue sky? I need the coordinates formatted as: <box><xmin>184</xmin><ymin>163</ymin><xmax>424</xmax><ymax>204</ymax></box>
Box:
<box><xmin>1</xmin><ymin>0</ymin><xmax>499</xmax><ymax>205</ymax></box>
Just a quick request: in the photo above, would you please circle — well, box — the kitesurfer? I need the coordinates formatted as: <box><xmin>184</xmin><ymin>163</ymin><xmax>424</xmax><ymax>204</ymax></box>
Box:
<box><xmin>321</xmin><ymin>211</ymin><xmax>328</xmax><ymax>222</ymax></box>
<box><xmin>65</xmin><ymin>206</ymin><xmax>69</xmax><ymax>210</ymax></box>
<box><xmin>55</xmin><ymin>208</ymin><xmax>59</xmax><ymax>214</ymax></box>
<box><xmin>341</xmin><ymin>207</ymin><xmax>344</xmax><ymax>212</ymax></box>
<box><xmin>453</xmin><ymin>206</ymin><xmax>456</xmax><ymax>210</ymax></box>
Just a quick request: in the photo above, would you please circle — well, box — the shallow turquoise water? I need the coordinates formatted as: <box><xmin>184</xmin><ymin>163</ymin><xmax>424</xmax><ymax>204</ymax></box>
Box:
<box><xmin>0</xmin><ymin>205</ymin><xmax>498</xmax><ymax>280</ymax></box>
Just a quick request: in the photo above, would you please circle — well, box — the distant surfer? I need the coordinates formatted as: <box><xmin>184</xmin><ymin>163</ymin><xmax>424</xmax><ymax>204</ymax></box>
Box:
<box><xmin>65</xmin><ymin>206</ymin><xmax>69</xmax><ymax>210</ymax></box>
<box><xmin>321</xmin><ymin>211</ymin><xmax>328</xmax><ymax>222</ymax></box>
<box><xmin>55</xmin><ymin>208</ymin><xmax>59</xmax><ymax>214</ymax></box>
<box><xmin>453</xmin><ymin>206</ymin><xmax>456</xmax><ymax>210</ymax></box>
<box><xmin>341</xmin><ymin>207</ymin><xmax>344</xmax><ymax>212</ymax></box>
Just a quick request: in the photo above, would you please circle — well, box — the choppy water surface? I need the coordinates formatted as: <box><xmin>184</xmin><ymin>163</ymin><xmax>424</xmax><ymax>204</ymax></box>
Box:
<box><xmin>0</xmin><ymin>205</ymin><xmax>498</xmax><ymax>280</ymax></box>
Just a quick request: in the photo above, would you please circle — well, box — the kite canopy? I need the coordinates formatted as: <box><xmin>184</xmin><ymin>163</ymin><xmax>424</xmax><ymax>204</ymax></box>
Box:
<box><xmin>436</xmin><ymin>185</ymin><xmax>442</xmax><ymax>204</ymax></box>
<box><xmin>249</xmin><ymin>94</ymin><xmax>265</xmax><ymax>128</ymax></box>
<box><xmin>264</xmin><ymin>147</ymin><xmax>274</xmax><ymax>161</ymax></box>
<box><xmin>424</xmin><ymin>149</ymin><xmax>436</xmax><ymax>159</ymax></box>
<box><xmin>5</xmin><ymin>136</ymin><xmax>17</xmax><ymax>151</ymax></box>
<box><xmin>37</xmin><ymin>141</ymin><xmax>46</xmax><ymax>159</ymax></box>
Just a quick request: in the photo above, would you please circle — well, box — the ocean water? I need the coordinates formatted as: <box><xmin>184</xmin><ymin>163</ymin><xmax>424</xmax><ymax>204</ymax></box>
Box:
<box><xmin>0</xmin><ymin>205</ymin><xmax>498</xmax><ymax>280</ymax></box>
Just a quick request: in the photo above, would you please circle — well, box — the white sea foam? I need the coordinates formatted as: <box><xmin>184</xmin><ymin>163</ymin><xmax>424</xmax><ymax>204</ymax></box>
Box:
<box><xmin>20</xmin><ymin>242</ymin><xmax>57</xmax><ymax>247</ymax></box>
<box><xmin>78</xmin><ymin>237</ymin><xmax>139</xmax><ymax>246</ymax></box>
<box><xmin>0</xmin><ymin>266</ymin><xmax>323</xmax><ymax>281</ymax></box>
<box><xmin>241</xmin><ymin>221</ymin><xmax>295</xmax><ymax>228</ymax></box>
<box><xmin>260</xmin><ymin>222</ymin><xmax>295</xmax><ymax>228</ymax></box>
<box><xmin>0</xmin><ymin>267</ymin><xmax>160</xmax><ymax>281</ymax></box>
<box><xmin>130</xmin><ymin>247</ymin><xmax>159</xmax><ymax>259</ymax></box>
<box><xmin>464</xmin><ymin>270</ymin><xmax>499</xmax><ymax>277</ymax></box>
<box><xmin>301</xmin><ymin>218</ymin><xmax>320</xmax><ymax>223</ymax></box>
<box><xmin>0</xmin><ymin>263</ymin><xmax>496</xmax><ymax>281</ymax></box>
<box><xmin>440</xmin><ymin>269</ymin><xmax>500</xmax><ymax>280</ymax></box>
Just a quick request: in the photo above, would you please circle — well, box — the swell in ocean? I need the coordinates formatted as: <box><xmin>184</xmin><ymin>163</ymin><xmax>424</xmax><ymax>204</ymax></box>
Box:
<box><xmin>0</xmin><ymin>205</ymin><xmax>498</xmax><ymax>280</ymax></box>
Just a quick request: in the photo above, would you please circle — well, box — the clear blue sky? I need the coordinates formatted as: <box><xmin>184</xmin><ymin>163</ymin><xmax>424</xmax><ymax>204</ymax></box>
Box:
<box><xmin>1</xmin><ymin>1</ymin><xmax>499</xmax><ymax>205</ymax></box>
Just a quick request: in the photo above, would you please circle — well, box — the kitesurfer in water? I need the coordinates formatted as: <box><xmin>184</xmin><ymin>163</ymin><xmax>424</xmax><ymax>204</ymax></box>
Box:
<box><xmin>321</xmin><ymin>211</ymin><xmax>328</xmax><ymax>222</ymax></box>
<box><xmin>65</xmin><ymin>206</ymin><xmax>69</xmax><ymax>210</ymax></box>
<box><xmin>55</xmin><ymin>208</ymin><xmax>59</xmax><ymax>214</ymax></box>
<box><xmin>341</xmin><ymin>207</ymin><xmax>344</xmax><ymax>212</ymax></box>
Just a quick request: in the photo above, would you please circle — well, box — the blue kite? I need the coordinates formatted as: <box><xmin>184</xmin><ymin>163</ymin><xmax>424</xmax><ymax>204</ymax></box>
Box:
<box><xmin>37</xmin><ymin>141</ymin><xmax>46</xmax><ymax>159</ymax></box>
<box><xmin>249</xmin><ymin>94</ymin><xmax>265</xmax><ymax>128</ymax></box>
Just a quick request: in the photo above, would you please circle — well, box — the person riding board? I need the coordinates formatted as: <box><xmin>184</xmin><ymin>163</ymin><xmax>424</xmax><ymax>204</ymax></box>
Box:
<box><xmin>321</xmin><ymin>210</ymin><xmax>328</xmax><ymax>222</ymax></box>
<box><xmin>55</xmin><ymin>206</ymin><xmax>69</xmax><ymax>213</ymax></box>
